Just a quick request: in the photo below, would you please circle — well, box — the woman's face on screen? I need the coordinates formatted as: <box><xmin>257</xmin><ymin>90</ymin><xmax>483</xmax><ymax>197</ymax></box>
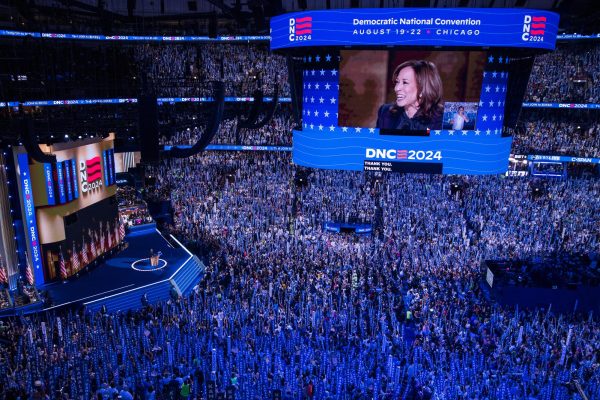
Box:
<box><xmin>394</xmin><ymin>66</ymin><xmax>419</xmax><ymax>112</ymax></box>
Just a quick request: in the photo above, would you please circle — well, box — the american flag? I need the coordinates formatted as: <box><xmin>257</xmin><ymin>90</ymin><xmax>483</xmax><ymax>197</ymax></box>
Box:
<box><xmin>59</xmin><ymin>247</ymin><xmax>67</xmax><ymax>280</ymax></box>
<box><xmin>107</xmin><ymin>223</ymin><xmax>113</xmax><ymax>249</ymax></box>
<box><xmin>89</xmin><ymin>229</ymin><xmax>97</xmax><ymax>258</ymax></box>
<box><xmin>71</xmin><ymin>241</ymin><xmax>80</xmax><ymax>273</ymax></box>
<box><xmin>25</xmin><ymin>258</ymin><xmax>34</xmax><ymax>285</ymax></box>
<box><xmin>114</xmin><ymin>221</ymin><xmax>120</xmax><ymax>245</ymax></box>
<box><xmin>119</xmin><ymin>222</ymin><xmax>126</xmax><ymax>241</ymax></box>
<box><xmin>0</xmin><ymin>256</ymin><xmax>7</xmax><ymax>284</ymax></box>
<box><xmin>99</xmin><ymin>222</ymin><xmax>105</xmax><ymax>253</ymax></box>
<box><xmin>81</xmin><ymin>236</ymin><xmax>89</xmax><ymax>265</ymax></box>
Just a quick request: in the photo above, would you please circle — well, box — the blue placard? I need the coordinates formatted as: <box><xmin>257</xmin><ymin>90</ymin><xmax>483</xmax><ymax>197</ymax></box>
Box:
<box><xmin>17</xmin><ymin>154</ymin><xmax>44</xmax><ymax>285</ymax></box>
<box><xmin>522</xmin><ymin>102</ymin><xmax>600</xmax><ymax>109</ymax></box>
<box><xmin>528</xmin><ymin>155</ymin><xmax>600</xmax><ymax>164</ymax></box>
<box><xmin>271</xmin><ymin>8</ymin><xmax>559</xmax><ymax>50</ymax></box>
<box><xmin>103</xmin><ymin>150</ymin><xmax>109</xmax><ymax>186</ymax></box>
<box><xmin>56</xmin><ymin>162</ymin><xmax>67</xmax><ymax>204</ymax></box>
<box><xmin>71</xmin><ymin>158</ymin><xmax>79</xmax><ymax>199</ymax></box>
<box><xmin>43</xmin><ymin>163</ymin><xmax>55</xmax><ymax>205</ymax></box>
<box><xmin>64</xmin><ymin>160</ymin><xmax>73</xmax><ymax>202</ymax></box>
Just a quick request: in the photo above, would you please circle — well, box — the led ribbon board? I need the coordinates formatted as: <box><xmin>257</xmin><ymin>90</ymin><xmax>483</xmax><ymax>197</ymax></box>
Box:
<box><xmin>271</xmin><ymin>8</ymin><xmax>559</xmax><ymax>50</ymax></box>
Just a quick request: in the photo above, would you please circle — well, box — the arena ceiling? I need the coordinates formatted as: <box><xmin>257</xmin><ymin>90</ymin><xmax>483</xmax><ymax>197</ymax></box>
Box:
<box><xmin>1</xmin><ymin>0</ymin><xmax>598</xmax><ymax>34</ymax></box>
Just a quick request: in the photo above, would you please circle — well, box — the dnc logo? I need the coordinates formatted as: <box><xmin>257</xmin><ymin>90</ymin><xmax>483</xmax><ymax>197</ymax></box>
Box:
<box><xmin>289</xmin><ymin>16</ymin><xmax>312</xmax><ymax>42</ymax></box>
<box><xmin>522</xmin><ymin>15</ymin><xmax>546</xmax><ymax>42</ymax></box>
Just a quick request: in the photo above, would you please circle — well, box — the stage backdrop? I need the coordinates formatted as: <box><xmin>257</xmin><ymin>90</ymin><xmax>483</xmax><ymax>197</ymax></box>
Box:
<box><xmin>14</xmin><ymin>134</ymin><xmax>119</xmax><ymax>284</ymax></box>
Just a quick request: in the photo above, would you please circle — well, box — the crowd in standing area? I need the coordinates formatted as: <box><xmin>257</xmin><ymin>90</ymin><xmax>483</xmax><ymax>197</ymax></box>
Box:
<box><xmin>0</xmin><ymin>150</ymin><xmax>599</xmax><ymax>399</ymax></box>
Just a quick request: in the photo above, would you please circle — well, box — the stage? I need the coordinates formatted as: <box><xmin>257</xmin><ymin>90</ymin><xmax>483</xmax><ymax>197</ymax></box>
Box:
<box><xmin>40</xmin><ymin>226</ymin><xmax>203</xmax><ymax>312</ymax></box>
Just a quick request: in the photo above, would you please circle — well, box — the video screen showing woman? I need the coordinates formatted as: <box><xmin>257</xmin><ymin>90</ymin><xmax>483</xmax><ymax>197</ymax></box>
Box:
<box><xmin>338</xmin><ymin>50</ymin><xmax>486</xmax><ymax>134</ymax></box>
<box><xmin>375</xmin><ymin>60</ymin><xmax>444</xmax><ymax>132</ymax></box>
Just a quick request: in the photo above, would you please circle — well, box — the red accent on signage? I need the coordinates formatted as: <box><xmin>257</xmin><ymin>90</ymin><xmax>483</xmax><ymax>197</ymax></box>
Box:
<box><xmin>531</xmin><ymin>23</ymin><xmax>545</xmax><ymax>29</ymax></box>
<box><xmin>296</xmin><ymin>23</ymin><xmax>312</xmax><ymax>29</ymax></box>
<box><xmin>86</xmin><ymin>156</ymin><xmax>102</xmax><ymax>181</ymax></box>
<box><xmin>531</xmin><ymin>16</ymin><xmax>547</xmax><ymax>22</ymax></box>
<box><xmin>530</xmin><ymin>30</ymin><xmax>545</xmax><ymax>35</ymax></box>
<box><xmin>296</xmin><ymin>29</ymin><xmax>312</xmax><ymax>35</ymax></box>
<box><xmin>295</xmin><ymin>16</ymin><xmax>312</xmax><ymax>23</ymax></box>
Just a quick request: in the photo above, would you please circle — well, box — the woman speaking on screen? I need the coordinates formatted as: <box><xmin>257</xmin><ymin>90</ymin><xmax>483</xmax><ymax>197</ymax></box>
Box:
<box><xmin>376</xmin><ymin>60</ymin><xmax>444</xmax><ymax>131</ymax></box>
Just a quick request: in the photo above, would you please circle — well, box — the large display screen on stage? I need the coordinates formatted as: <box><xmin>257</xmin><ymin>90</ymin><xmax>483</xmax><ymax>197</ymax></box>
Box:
<box><xmin>271</xmin><ymin>8</ymin><xmax>559</xmax><ymax>50</ymax></box>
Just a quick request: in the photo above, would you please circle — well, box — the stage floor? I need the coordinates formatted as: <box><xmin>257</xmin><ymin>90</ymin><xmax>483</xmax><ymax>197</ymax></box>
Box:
<box><xmin>41</xmin><ymin>228</ymin><xmax>191</xmax><ymax>310</ymax></box>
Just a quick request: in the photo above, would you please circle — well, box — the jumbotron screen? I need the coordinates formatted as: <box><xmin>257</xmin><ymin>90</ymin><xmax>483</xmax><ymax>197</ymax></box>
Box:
<box><xmin>294</xmin><ymin>48</ymin><xmax>512</xmax><ymax>174</ymax></box>
<box><xmin>272</xmin><ymin>8</ymin><xmax>559</xmax><ymax>175</ymax></box>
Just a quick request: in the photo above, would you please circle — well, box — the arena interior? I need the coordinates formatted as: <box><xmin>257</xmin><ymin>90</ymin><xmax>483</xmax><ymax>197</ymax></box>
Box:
<box><xmin>0</xmin><ymin>1</ymin><xmax>599</xmax><ymax>399</ymax></box>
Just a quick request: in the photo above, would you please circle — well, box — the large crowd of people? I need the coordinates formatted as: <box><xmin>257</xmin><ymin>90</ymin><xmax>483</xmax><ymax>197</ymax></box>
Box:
<box><xmin>525</xmin><ymin>43</ymin><xmax>600</xmax><ymax>103</ymax></box>
<box><xmin>2</xmin><ymin>152</ymin><xmax>598</xmax><ymax>399</ymax></box>
<box><xmin>159</xmin><ymin>105</ymin><xmax>295</xmax><ymax>147</ymax></box>
<box><xmin>513</xmin><ymin>110</ymin><xmax>600</xmax><ymax>158</ymax></box>
<box><xmin>0</xmin><ymin>40</ymin><xmax>289</xmax><ymax>101</ymax></box>
<box><xmin>1</xmin><ymin>29</ymin><xmax>600</xmax><ymax>400</ymax></box>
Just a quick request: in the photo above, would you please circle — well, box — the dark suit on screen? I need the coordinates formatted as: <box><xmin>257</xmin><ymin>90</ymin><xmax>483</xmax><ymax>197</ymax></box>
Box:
<box><xmin>376</xmin><ymin>104</ymin><xmax>442</xmax><ymax>131</ymax></box>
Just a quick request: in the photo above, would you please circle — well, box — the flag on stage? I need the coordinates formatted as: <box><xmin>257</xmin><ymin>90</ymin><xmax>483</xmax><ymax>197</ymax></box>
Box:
<box><xmin>113</xmin><ymin>221</ymin><xmax>119</xmax><ymax>245</ymax></box>
<box><xmin>89</xmin><ymin>229</ymin><xmax>97</xmax><ymax>258</ymax></box>
<box><xmin>0</xmin><ymin>256</ymin><xmax>8</xmax><ymax>284</ymax></box>
<box><xmin>59</xmin><ymin>247</ymin><xmax>67</xmax><ymax>280</ymax></box>
<box><xmin>99</xmin><ymin>222</ymin><xmax>105</xmax><ymax>254</ymax></box>
<box><xmin>81</xmin><ymin>235</ymin><xmax>89</xmax><ymax>265</ymax></box>
<box><xmin>107</xmin><ymin>222</ymin><xmax>113</xmax><ymax>249</ymax></box>
<box><xmin>25</xmin><ymin>257</ymin><xmax>34</xmax><ymax>285</ymax></box>
<box><xmin>71</xmin><ymin>241</ymin><xmax>80</xmax><ymax>273</ymax></box>
<box><xmin>119</xmin><ymin>222</ymin><xmax>126</xmax><ymax>241</ymax></box>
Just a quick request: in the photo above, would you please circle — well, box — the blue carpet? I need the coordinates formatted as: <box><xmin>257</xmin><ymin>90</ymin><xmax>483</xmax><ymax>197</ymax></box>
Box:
<box><xmin>41</xmin><ymin>230</ymin><xmax>189</xmax><ymax>308</ymax></box>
